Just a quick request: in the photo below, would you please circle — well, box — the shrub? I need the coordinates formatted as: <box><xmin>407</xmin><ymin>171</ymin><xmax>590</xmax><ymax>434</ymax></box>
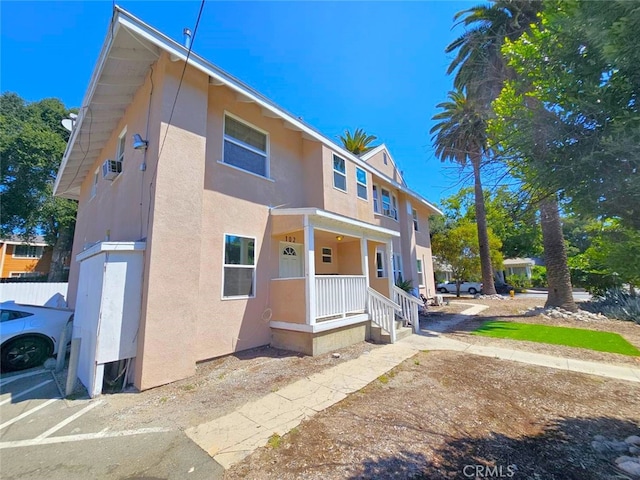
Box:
<box><xmin>582</xmin><ymin>289</ymin><xmax>640</xmax><ymax>324</ymax></box>
<box><xmin>506</xmin><ymin>274</ymin><xmax>532</xmax><ymax>290</ymax></box>
<box><xmin>530</xmin><ymin>266</ymin><xmax>547</xmax><ymax>288</ymax></box>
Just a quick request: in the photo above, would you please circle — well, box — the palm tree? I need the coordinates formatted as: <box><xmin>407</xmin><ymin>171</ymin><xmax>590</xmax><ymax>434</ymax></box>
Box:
<box><xmin>339</xmin><ymin>128</ymin><xmax>377</xmax><ymax>155</ymax></box>
<box><xmin>445</xmin><ymin>0</ymin><xmax>576</xmax><ymax>310</ymax></box>
<box><xmin>446</xmin><ymin>0</ymin><xmax>542</xmax><ymax>105</ymax></box>
<box><xmin>431</xmin><ymin>90</ymin><xmax>497</xmax><ymax>295</ymax></box>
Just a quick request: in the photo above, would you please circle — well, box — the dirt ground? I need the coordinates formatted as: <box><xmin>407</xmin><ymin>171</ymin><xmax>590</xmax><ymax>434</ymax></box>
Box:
<box><xmin>95</xmin><ymin>340</ymin><xmax>384</xmax><ymax>431</ymax></box>
<box><xmin>226</xmin><ymin>351</ymin><xmax>640</xmax><ymax>480</ymax></box>
<box><xmin>92</xmin><ymin>297</ymin><xmax>640</xmax><ymax>479</ymax></box>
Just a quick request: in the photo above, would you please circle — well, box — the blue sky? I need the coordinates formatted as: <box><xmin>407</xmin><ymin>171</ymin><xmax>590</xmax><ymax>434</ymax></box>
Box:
<box><xmin>1</xmin><ymin>1</ymin><xmax>476</xmax><ymax>206</ymax></box>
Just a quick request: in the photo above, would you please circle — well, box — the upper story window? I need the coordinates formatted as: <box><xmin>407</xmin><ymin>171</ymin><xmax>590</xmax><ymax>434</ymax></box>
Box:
<box><xmin>412</xmin><ymin>209</ymin><xmax>419</xmax><ymax>231</ymax></box>
<box><xmin>13</xmin><ymin>245</ymin><xmax>44</xmax><ymax>259</ymax></box>
<box><xmin>117</xmin><ymin>128</ymin><xmax>126</xmax><ymax>164</ymax></box>
<box><xmin>333</xmin><ymin>155</ymin><xmax>346</xmax><ymax>191</ymax></box>
<box><xmin>383</xmin><ymin>152</ymin><xmax>388</xmax><ymax>165</ymax></box>
<box><xmin>381</xmin><ymin>187</ymin><xmax>398</xmax><ymax>220</ymax></box>
<box><xmin>373</xmin><ymin>186</ymin><xmax>379</xmax><ymax>212</ymax></box>
<box><xmin>373</xmin><ymin>184</ymin><xmax>397</xmax><ymax>220</ymax></box>
<box><xmin>91</xmin><ymin>168</ymin><xmax>99</xmax><ymax>199</ymax></box>
<box><xmin>223</xmin><ymin>115</ymin><xmax>268</xmax><ymax>177</ymax></box>
<box><xmin>223</xmin><ymin>234</ymin><xmax>256</xmax><ymax>298</ymax></box>
<box><xmin>356</xmin><ymin>167</ymin><xmax>367</xmax><ymax>200</ymax></box>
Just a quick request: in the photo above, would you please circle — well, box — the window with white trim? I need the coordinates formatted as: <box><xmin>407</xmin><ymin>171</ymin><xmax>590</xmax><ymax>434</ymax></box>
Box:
<box><xmin>9</xmin><ymin>271</ymin><xmax>42</xmax><ymax>278</ymax></box>
<box><xmin>380</xmin><ymin>188</ymin><xmax>398</xmax><ymax>220</ymax></box>
<box><xmin>333</xmin><ymin>155</ymin><xmax>346</xmax><ymax>191</ymax></box>
<box><xmin>322</xmin><ymin>247</ymin><xmax>333</xmax><ymax>263</ymax></box>
<box><xmin>375</xmin><ymin>248</ymin><xmax>386</xmax><ymax>278</ymax></box>
<box><xmin>383</xmin><ymin>152</ymin><xmax>388</xmax><ymax>165</ymax></box>
<box><xmin>417</xmin><ymin>259</ymin><xmax>424</xmax><ymax>287</ymax></box>
<box><xmin>393</xmin><ymin>254</ymin><xmax>403</xmax><ymax>282</ymax></box>
<box><xmin>373</xmin><ymin>185</ymin><xmax>379</xmax><ymax>213</ymax></box>
<box><xmin>223</xmin><ymin>234</ymin><xmax>256</xmax><ymax>298</ymax></box>
<box><xmin>223</xmin><ymin>115</ymin><xmax>268</xmax><ymax>177</ymax></box>
<box><xmin>117</xmin><ymin>128</ymin><xmax>126</xmax><ymax>164</ymax></box>
<box><xmin>91</xmin><ymin>168</ymin><xmax>99</xmax><ymax>199</ymax></box>
<box><xmin>412</xmin><ymin>209</ymin><xmax>419</xmax><ymax>231</ymax></box>
<box><xmin>13</xmin><ymin>245</ymin><xmax>44</xmax><ymax>259</ymax></box>
<box><xmin>356</xmin><ymin>167</ymin><xmax>367</xmax><ymax>200</ymax></box>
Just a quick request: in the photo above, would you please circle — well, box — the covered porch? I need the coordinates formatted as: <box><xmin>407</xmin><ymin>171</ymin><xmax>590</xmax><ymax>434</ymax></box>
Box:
<box><xmin>268</xmin><ymin>208</ymin><xmax>420</xmax><ymax>355</ymax></box>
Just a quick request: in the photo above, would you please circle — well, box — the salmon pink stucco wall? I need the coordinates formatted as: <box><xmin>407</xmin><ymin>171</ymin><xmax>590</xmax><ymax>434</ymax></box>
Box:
<box><xmin>364</xmin><ymin>149</ymin><xmax>405</xmax><ymax>185</ymax></box>
<box><xmin>135</xmin><ymin>57</ymin><xmax>209</xmax><ymax>390</ymax></box>
<box><xmin>194</xmin><ymin>84</ymin><xmax>316</xmax><ymax>363</ymax></box>
<box><xmin>67</xmin><ymin>57</ymin><xmax>166</xmax><ymax>309</ymax></box>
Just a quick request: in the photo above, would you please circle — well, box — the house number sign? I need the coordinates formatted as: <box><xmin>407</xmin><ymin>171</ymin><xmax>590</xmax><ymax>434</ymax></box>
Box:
<box><xmin>284</xmin><ymin>236</ymin><xmax>296</xmax><ymax>242</ymax></box>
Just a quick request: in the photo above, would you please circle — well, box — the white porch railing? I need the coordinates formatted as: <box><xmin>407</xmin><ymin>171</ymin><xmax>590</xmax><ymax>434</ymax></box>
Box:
<box><xmin>393</xmin><ymin>286</ymin><xmax>423</xmax><ymax>334</ymax></box>
<box><xmin>367</xmin><ymin>287</ymin><xmax>401</xmax><ymax>343</ymax></box>
<box><xmin>315</xmin><ymin>275</ymin><xmax>367</xmax><ymax>319</ymax></box>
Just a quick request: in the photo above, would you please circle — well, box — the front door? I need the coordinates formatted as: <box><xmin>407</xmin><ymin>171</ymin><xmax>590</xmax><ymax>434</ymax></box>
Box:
<box><xmin>279</xmin><ymin>242</ymin><xmax>303</xmax><ymax>278</ymax></box>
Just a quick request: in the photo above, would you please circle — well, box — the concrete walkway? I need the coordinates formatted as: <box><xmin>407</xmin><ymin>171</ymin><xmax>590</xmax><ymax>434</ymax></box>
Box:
<box><xmin>186</xmin><ymin>303</ymin><xmax>640</xmax><ymax>470</ymax></box>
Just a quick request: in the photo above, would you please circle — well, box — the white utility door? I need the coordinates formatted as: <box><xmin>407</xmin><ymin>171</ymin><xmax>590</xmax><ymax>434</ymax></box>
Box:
<box><xmin>279</xmin><ymin>242</ymin><xmax>303</xmax><ymax>278</ymax></box>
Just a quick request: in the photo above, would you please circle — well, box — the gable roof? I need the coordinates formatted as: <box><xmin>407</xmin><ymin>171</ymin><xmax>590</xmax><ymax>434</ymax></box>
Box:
<box><xmin>54</xmin><ymin>6</ymin><xmax>442</xmax><ymax>216</ymax></box>
<box><xmin>359</xmin><ymin>144</ymin><xmax>407</xmax><ymax>187</ymax></box>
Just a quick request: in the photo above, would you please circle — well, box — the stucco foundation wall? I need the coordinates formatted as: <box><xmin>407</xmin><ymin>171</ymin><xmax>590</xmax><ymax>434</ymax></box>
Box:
<box><xmin>270</xmin><ymin>279</ymin><xmax>305</xmax><ymax>324</ymax></box>
<box><xmin>271</xmin><ymin>322</ymin><xmax>368</xmax><ymax>356</ymax></box>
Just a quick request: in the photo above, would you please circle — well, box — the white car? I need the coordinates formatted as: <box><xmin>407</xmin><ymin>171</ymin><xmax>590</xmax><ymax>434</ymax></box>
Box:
<box><xmin>1</xmin><ymin>301</ymin><xmax>73</xmax><ymax>372</ymax></box>
<box><xmin>437</xmin><ymin>281</ymin><xmax>482</xmax><ymax>295</ymax></box>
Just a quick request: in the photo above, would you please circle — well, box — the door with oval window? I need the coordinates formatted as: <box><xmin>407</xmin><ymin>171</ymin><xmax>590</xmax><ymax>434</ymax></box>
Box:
<box><xmin>279</xmin><ymin>242</ymin><xmax>303</xmax><ymax>278</ymax></box>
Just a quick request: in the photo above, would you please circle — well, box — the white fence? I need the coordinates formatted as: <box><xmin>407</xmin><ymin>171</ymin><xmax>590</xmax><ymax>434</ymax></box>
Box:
<box><xmin>315</xmin><ymin>275</ymin><xmax>367</xmax><ymax>319</ymax></box>
<box><xmin>0</xmin><ymin>282</ymin><xmax>69</xmax><ymax>306</ymax></box>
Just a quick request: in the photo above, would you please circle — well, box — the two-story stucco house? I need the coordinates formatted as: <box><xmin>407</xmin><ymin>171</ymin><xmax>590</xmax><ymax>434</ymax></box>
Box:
<box><xmin>54</xmin><ymin>7</ymin><xmax>442</xmax><ymax>394</ymax></box>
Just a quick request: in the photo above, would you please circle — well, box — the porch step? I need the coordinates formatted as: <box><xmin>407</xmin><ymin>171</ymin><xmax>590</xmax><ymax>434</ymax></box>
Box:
<box><xmin>370</xmin><ymin>324</ymin><xmax>413</xmax><ymax>344</ymax></box>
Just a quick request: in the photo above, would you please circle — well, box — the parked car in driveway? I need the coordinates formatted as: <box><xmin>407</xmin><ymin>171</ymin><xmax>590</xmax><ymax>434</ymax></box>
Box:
<box><xmin>436</xmin><ymin>281</ymin><xmax>483</xmax><ymax>295</ymax></box>
<box><xmin>0</xmin><ymin>301</ymin><xmax>73</xmax><ymax>372</ymax></box>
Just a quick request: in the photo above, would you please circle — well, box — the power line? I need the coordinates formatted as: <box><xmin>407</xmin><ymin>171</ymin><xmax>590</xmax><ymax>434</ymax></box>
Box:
<box><xmin>145</xmin><ymin>0</ymin><xmax>206</xmax><ymax>236</ymax></box>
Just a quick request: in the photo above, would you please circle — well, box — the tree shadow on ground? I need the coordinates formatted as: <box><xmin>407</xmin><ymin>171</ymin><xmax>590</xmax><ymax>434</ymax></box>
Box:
<box><xmin>348</xmin><ymin>416</ymin><xmax>639</xmax><ymax>480</ymax></box>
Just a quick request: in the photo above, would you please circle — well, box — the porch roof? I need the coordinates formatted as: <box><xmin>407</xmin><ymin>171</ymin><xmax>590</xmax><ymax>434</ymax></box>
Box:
<box><xmin>271</xmin><ymin>208</ymin><xmax>400</xmax><ymax>238</ymax></box>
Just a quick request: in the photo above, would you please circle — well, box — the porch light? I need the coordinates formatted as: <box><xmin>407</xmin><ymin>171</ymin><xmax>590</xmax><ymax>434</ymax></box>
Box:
<box><xmin>132</xmin><ymin>133</ymin><xmax>148</xmax><ymax>150</ymax></box>
<box><xmin>336</xmin><ymin>235</ymin><xmax>343</xmax><ymax>241</ymax></box>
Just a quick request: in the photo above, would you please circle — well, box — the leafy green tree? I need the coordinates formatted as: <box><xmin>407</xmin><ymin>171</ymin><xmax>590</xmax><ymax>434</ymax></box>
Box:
<box><xmin>431</xmin><ymin>90</ymin><xmax>497</xmax><ymax>295</ymax></box>
<box><xmin>0</xmin><ymin>92</ymin><xmax>77</xmax><ymax>281</ymax></box>
<box><xmin>339</xmin><ymin>128</ymin><xmax>377</xmax><ymax>155</ymax></box>
<box><xmin>450</xmin><ymin>0</ymin><xmax>576</xmax><ymax>311</ymax></box>
<box><xmin>431</xmin><ymin>221</ymin><xmax>503</xmax><ymax>297</ymax></box>
<box><xmin>441</xmin><ymin>186</ymin><xmax>543</xmax><ymax>258</ymax></box>
<box><xmin>495</xmin><ymin>0</ymin><xmax>640</xmax><ymax>229</ymax></box>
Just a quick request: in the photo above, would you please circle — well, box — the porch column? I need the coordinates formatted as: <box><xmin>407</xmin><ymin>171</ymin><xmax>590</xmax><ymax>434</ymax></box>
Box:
<box><xmin>304</xmin><ymin>216</ymin><xmax>316</xmax><ymax>325</ymax></box>
<box><xmin>361</xmin><ymin>237</ymin><xmax>369</xmax><ymax>288</ymax></box>
<box><xmin>386</xmin><ymin>240</ymin><xmax>394</xmax><ymax>298</ymax></box>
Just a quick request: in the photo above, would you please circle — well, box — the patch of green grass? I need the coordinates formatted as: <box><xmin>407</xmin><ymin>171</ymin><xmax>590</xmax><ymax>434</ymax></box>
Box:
<box><xmin>267</xmin><ymin>433</ymin><xmax>282</xmax><ymax>448</ymax></box>
<box><xmin>378</xmin><ymin>374</ymin><xmax>390</xmax><ymax>384</ymax></box>
<box><xmin>473</xmin><ymin>321</ymin><xmax>640</xmax><ymax>356</ymax></box>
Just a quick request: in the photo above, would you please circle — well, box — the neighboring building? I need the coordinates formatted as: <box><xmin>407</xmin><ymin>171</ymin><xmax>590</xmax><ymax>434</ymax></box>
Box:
<box><xmin>0</xmin><ymin>236</ymin><xmax>51</xmax><ymax>279</ymax></box>
<box><xmin>503</xmin><ymin>257</ymin><xmax>536</xmax><ymax>279</ymax></box>
<box><xmin>53</xmin><ymin>7</ymin><xmax>442</xmax><ymax>392</ymax></box>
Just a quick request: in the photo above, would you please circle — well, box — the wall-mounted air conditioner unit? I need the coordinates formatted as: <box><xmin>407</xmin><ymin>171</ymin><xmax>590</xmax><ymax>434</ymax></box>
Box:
<box><xmin>102</xmin><ymin>159</ymin><xmax>122</xmax><ymax>180</ymax></box>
